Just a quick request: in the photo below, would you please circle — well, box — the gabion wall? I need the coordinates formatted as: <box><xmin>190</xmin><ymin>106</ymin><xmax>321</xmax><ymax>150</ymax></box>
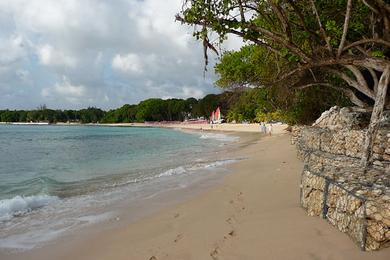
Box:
<box><xmin>295</xmin><ymin>126</ymin><xmax>390</xmax><ymax>251</ymax></box>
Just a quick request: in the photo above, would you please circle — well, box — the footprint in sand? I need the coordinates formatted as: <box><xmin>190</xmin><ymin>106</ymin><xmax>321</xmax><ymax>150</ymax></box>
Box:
<box><xmin>149</xmin><ymin>256</ymin><xmax>158</xmax><ymax>260</ymax></box>
<box><xmin>226</xmin><ymin>216</ymin><xmax>236</xmax><ymax>225</ymax></box>
<box><xmin>230</xmin><ymin>193</ymin><xmax>246</xmax><ymax>213</ymax></box>
<box><xmin>213</xmin><ymin>193</ymin><xmax>243</xmax><ymax>259</ymax></box>
<box><xmin>224</xmin><ymin>230</ymin><xmax>237</xmax><ymax>240</ymax></box>
<box><xmin>210</xmin><ymin>246</ymin><xmax>220</xmax><ymax>260</ymax></box>
<box><xmin>174</xmin><ymin>234</ymin><xmax>183</xmax><ymax>243</ymax></box>
<box><xmin>228</xmin><ymin>230</ymin><xmax>236</xmax><ymax>237</ymax></box>
<box><xmin>215</xmin><ymin>230</ymin><xmax>239</xmax><ymax>258</ymax></box>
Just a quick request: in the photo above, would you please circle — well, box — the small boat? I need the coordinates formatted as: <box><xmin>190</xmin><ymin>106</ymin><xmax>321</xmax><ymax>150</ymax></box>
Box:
<box><xmin>210</xmin><ymin>107</ymin><xmax>223</xmax><ymax>124</ymax></box>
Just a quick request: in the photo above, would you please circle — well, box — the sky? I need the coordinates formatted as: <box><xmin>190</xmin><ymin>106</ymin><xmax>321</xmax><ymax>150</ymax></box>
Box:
<box><xmin>0</xmin><ymin>0</ymin><xmax>242</xmax><ymax>110</ymax></box>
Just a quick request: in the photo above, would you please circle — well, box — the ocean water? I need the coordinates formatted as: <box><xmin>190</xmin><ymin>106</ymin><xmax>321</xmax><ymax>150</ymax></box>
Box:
<box><xmin>0</xmin><ymin>125</ymin><xmax>238</xmax><ymax>251</ymax></box>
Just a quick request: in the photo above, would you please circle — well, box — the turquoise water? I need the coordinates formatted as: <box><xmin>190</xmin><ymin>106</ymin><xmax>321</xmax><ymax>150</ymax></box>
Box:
<box><xmin>0</xmin><ymin>125</ymin><xmax>219</xmax><ymax>200</ymax></box>
<box><xmin>0</xmin><ymin>125</ymin><xmax>238</xmax><ymax>250</ymax></box>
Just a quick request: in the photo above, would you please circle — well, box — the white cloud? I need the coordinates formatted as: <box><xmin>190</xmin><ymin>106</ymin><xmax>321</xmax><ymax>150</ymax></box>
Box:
<box><xmin>112</xmin><ymin>53</ymin><xmax>143</xmax><ymax>74</ymax></box>
<box><xmin>41</xmin><ymin>76</ymin><xmax>86</xmax><ymax>103</ymax></box>
<box><xmin>37</xmin><ymin>44</ymin><xmax>77</xmax><ymax>68</ymax></box>
<box><xmin>0</xmin><ymin>34</ymin><xmax>27</xmax><ymax>67</ymax></box>
<box><xmin>181</xmin><ymin>86</ymin><xmax>204</xmax><ymax>99</ymax></box>
<box><xmin>16</xmin><ymin>69</ymin><xmax>30</xmax><ymax>82</ymax></box>
<box><xmin>224</xmin><ymin>35</ymin><xmax>245</xmax><ymax>51</ymax></box>
<box><xmin>54</xmin><ymin>76</ymin><xmax>86</xmax><ymax>97</ymax></box>
<box><xmin>128</xmin><ymin>0</ymin><xmax>191</xmax><ymax>49</ymax></box>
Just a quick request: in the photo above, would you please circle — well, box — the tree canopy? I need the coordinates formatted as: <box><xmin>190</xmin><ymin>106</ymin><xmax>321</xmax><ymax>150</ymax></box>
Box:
<box><xmin>177</xmin><ymin>0</ymin><xmax>389</xmax><ymax>108</ymax></box>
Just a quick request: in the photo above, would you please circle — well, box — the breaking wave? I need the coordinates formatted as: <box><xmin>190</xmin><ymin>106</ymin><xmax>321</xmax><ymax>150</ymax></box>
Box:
<box><xmin>0</xmin><ymin>195</ymin><xmax>59</xmax><ymax>222</ymax></box>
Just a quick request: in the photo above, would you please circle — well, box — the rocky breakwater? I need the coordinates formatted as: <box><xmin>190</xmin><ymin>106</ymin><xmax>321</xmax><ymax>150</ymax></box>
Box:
<box><xmin>293</xmin><ymin>106</ymin><xmax>390</xmax><ymax>251</ymax></box>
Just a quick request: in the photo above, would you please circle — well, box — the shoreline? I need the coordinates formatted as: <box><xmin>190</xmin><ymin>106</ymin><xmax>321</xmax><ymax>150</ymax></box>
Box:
<box><xmin>1</xmin><ymin>122</ymin><xmax>289</xmax><ymax>134</ymax></box>
<box><xmin>2</xmin><ymin>129</ymin><xmax>389</xmax><ymax>259</ymax></box>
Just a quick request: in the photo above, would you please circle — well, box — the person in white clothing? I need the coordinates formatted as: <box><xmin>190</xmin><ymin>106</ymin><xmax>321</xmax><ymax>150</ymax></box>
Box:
<box><xmin>267</xmin><ymin>123</ymin><xmax>273</xmax><ymax>136</ymax></box>
<box><xmin>260</xmin><ymin>122</ymin><xmax>266</xmax><ymax>134</ymax></box>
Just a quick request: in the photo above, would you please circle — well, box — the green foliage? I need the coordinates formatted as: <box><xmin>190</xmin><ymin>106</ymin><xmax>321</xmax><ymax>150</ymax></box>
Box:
<box><xmin>223</xmin><ymin>85</ymin><xmax>351</xmax><ymax>124</ymax></box>
<box><xmin>134</xmin><ymin>98</ymin><xmax>187</xmax><ymax>122</ymax></box>
<box><xmin>255</xmin><ymin>110</ymin><xmax>287</xmax><ymax>123</ymax></box>
<box><xmin>286</xmin><ymin>86</ymin><xmax>352</xmax><ymax>124</ymax></box>
<box><xmin>213</xmin><ymin>41</ymin><xmax>353</xmax><ymax>124</ymax></box>
<box><xmin>371</xmin><ymin>50</ymin><xmax>385</xmax><ymax>58</ymax></box>
<box><xmin>0</xmin><ymin>110</ymin><xmax>20</xmax><ymax>122</ymax></box>
<box><xmin>101</xmin><ymin>104</ymin><xmax>138</xmax><ymax>123</ymax></box>
<box><xmin>77</xmin><ymin>108</ymin><xmax>105</xmax><ymax>123</ymax></box>
<box><xmin>0</xmin><ymin>107</ymin><xmax>105</xmax><ymax>123</ymax></box>
<box><xmin>215</xmin><ymin>45</ymin><xmax>284</xmax><ymax>88</ymax></box>
<box><xmin>325</xmin><ymin>20</ymin><xmax>342</xmax><ymax>47</ymax></box>
<box><xmin>226</xmin><ymin>88</ymin><xmax>275</xmax><ymax>123</ymax></box>
<box><xmin>191</xmin><ymin>94</ymin><xmax>219</xmax><ymax>118</ymax></box>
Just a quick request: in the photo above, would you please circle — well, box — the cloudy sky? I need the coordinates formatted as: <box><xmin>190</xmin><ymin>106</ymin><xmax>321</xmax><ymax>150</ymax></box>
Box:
<box><xmin>0</xmin><ymin>0</ymin><xmax>241</xmax><ymax>110</ymax></box>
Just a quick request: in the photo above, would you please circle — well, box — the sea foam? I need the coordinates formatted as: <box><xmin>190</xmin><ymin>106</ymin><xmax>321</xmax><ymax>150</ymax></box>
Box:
<box><xmin>0</xmin><ymin>195</ymin><xmax>59</xmax><ymax>221</ymax></box>
<box><xmin>199</xmin><ymin>133</ymin><xmax>239</xmax><ymax>142</ymax></box>
<box><xmin>156</xmin><ymin>159</ymin><xmax>239</xmax><ymax>179</ymax></box>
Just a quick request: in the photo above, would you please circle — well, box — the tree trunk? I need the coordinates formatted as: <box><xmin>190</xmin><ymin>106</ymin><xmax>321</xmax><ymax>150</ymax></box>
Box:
<box><xmin>361</xmin><ymin>65</ymin><xmax>390</xmax><ymax>167</ymax></box>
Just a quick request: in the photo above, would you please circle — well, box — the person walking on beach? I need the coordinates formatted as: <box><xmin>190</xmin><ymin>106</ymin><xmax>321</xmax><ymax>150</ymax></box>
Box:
<box><xmin>267</xmin><ymin>123</ymin><xmax>273</xmax><ymax>136</ymax></box>
<box><xmin>260</xmin><ymin>122</ymin><xmax>266</xmax><ymax>134</ymax></box>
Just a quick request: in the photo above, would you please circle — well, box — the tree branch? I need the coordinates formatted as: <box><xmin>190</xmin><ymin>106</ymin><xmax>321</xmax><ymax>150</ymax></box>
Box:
<box><xmin>381</xmin><ymin>8</ymin><xmax>390</xmax><ymax>41</ymax></box>
<box><xmin>342</xmin><ymin>88</ymin><xmax>371</xmax><ymax>108</ymax></box>
<box><xmin>276</xmin><ymin>57</ymin><xmax>390</xmax><ymax>85</ymax></box>
<box><xmin>361</xmin><ymin>65</ymin><xmax>390</xmax><ymax>166</ymax></box>
<box><xmin>344</xmin><ymin>65</ymin><xmax>373</xmax><ymax>96</ymax></box>
<box><xmin>342</xmin><ymin>38</ymin><xmax>390</xmax><ymax>52</ymax></box>
<box><xmin>270</xmin><ymin>57</ymin><xmax>388</xmax><ymax>106</ymax></box>
<box><xmin>227</xmin><ymin>29</ymin><xmax>282</xmax><ymax>55</ymax></box>
<box><xmin>248</xmin><ymin>24</ymin><xmax>311</xmax><ymax>62</ymax></box>
<box><xmin>296</xmin><ymin>82</ymin><xmax>332</xmax><ymax>89</ymax></box>
<box><xmin>362</xmin><ymin>0</ymin><xmax>379</xmax><ymax>14</ymax></box>
<box><xmin>295</xmin><ymin>82</ymin><xmax>369</xmax><ymax>107</ymax></box>
<box><xmin>374</xmin><ymin>0</ymin><xmax>390</xmax><ymax>13</ymax></box>
<box><xmin>327</xmin><ymin>68</ymin><xmax>374</xmax><ymax>99</ymax></box>
<box><xmin>268</xmin><ymin>1</ymin><xmax>292</xmax><ymax>42</ymax></box>
<box><xmin>237</xmin><ymin>0</ymin><xmax>246</xmax><ymax>23</ymax></box>
<box><xmin>337</xmin><ymin>0</ymin><xmax>353</xmax><ymax>58</ymax></box>
<box><xmin>310</xmin><ymin>0</ymin><xmax>332</xmax><ymax>53</ymax></box>
<box><xmin>367</xmin><ymin>68</ymin><xmax>379</xmax><ymax>94</ymax></box>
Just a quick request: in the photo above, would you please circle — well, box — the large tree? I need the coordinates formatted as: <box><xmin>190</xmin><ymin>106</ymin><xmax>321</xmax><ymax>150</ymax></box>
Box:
<box><xmin>176</xmin><ymin>0</ymin><xmax>390</xmax><ymax>166</ymax></box>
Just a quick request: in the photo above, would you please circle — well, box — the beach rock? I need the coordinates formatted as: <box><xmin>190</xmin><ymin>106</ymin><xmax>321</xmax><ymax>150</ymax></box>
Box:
<box><xmin>312</xmin><ymin>106</ymin><xmax>372</xmax><ymax>130</ymax></box>
<box><xmin>301</xmin><ymin>171</ymin><xmax>326</xmax><ymax>217</ymax></box>
<box><xmin>345</xmin><ymin>130</ymin><xmax>365</xmax><ymax>158</ymax></box>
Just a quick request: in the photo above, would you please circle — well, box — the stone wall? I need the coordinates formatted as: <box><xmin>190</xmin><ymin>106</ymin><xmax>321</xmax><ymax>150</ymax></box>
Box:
<box><xmin>294</xmin><ymin>107</ymin><xmax>390</xmax><ymax>251</ymax></box>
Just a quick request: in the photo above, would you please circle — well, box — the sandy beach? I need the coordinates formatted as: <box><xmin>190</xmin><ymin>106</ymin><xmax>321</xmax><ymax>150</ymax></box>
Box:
<box><xmin>101</xmin><ymin>122</ymin><xmax>289</xmax><ymax>134</ymax></box>
<box><xmin>3</xmin><ymin>127</ymin><xmax>389</xmax><ymax>260</ymax></box>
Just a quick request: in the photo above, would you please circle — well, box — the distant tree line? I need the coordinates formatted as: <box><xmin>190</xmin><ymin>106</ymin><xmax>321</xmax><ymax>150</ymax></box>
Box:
<box><xmin>0</xmin><ymin>87</ymin><xmax>349</xmax><ymax>125</ymax></box>
<box><xmin>0</xmin><ymin>107</ymin><xmax>106</xmax><ymax>124</ymax></box>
